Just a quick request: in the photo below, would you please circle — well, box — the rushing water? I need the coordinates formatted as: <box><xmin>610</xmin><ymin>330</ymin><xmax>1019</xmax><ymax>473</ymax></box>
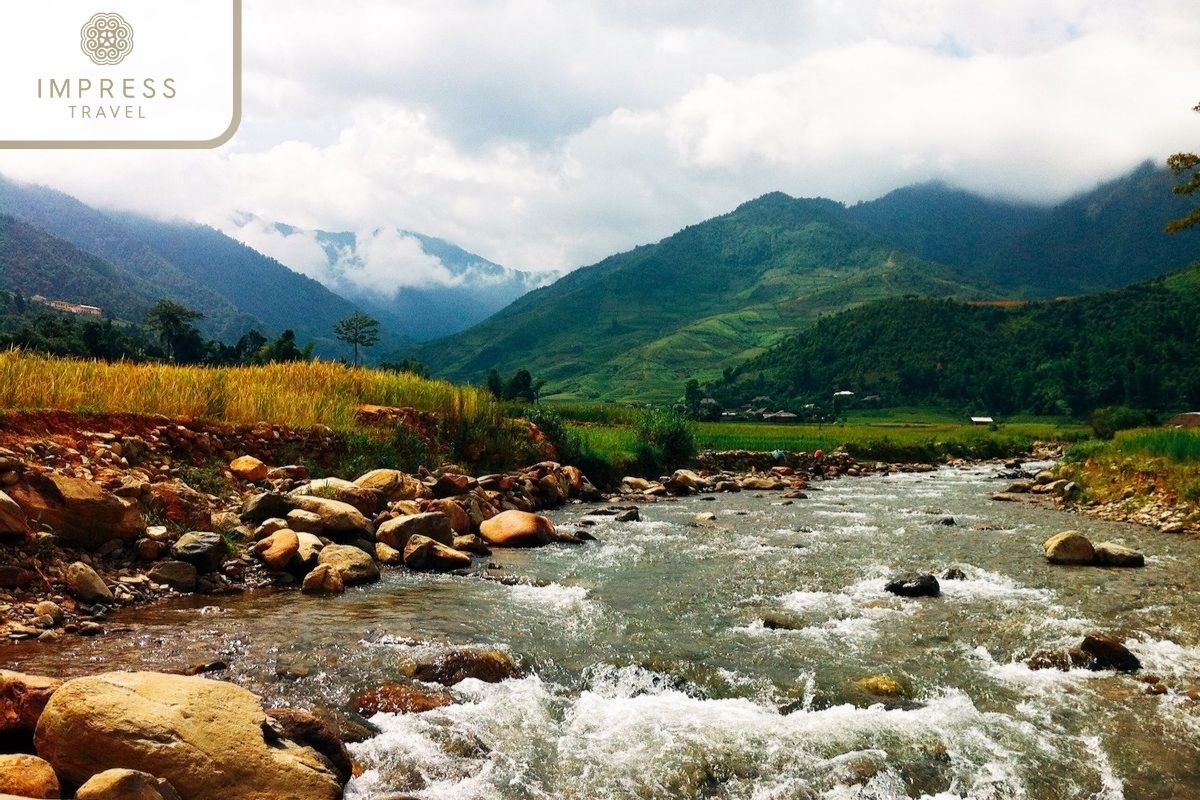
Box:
<box><xmin>4</xmin><ymin>463</ymin><xmax>1200</xmax><ymax>799</ymax></box>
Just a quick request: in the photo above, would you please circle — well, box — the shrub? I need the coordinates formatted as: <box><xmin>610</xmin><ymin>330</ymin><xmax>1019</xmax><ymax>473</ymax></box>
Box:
<box><xmin>633</xmin><ymin>407</ymin><xmax>697</xmax><ymax>474</ymax></box>
<box><xmin>1089</xmin><ymin>406</ymin><xmax>1157</xmax><ymax>440</ymax></box>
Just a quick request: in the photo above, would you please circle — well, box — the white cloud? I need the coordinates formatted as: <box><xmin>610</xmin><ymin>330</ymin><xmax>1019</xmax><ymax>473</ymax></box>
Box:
<box><xmin>0</xmin><ymin>0</ymin><xmax>1196</xmax><ymax>279</ymax></box>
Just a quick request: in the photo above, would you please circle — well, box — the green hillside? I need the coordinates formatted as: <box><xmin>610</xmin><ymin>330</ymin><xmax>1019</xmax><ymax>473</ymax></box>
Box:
<box><xmin>0</xmin><ymin>215</ymin><xmax>160</xmax><ymax>321</ymax></box>
<box><xmin>715</xmin><ymin>262</ymin><xmax>1200</xmax><ymax>415</ymax></box>
<box><xmin>419</xmin><ymin>193</ymin><xmax>990</xmax><ymax>400</ymax></box>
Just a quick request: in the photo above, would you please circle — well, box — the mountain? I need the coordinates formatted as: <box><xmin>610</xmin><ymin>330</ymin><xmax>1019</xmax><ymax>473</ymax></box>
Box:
<box><xmin>418</xmin><ymin>193</ymin><xmax>993</xmax><ymax>401</ymax></box>
<box><xmin>0</xmin><ymin>175</ymin><xmax>406</xmax><ymax>357</ymax></box>
<box><xmin>716</xmin><ymin>260</ymin><xmax>1200</xmax><ymax>416</ymax></box>
<box><xmin>228</xmin><ymin>216</ymin><xmax>553</xmax><ymax>341</ymax></box>
<box><xmin>849</xmin><ymin>162</ymin><xmax>1200</xmax><ymax>296</ymax></box>
<box><xmin>0</xmin><ymin>214</ymin><xmax>159</xmax><ymax>321</ymax></box>
<box><xmin>110</xmin><ymin>214</ymin><xmax>407</xmax><ymax>356</ymax></box>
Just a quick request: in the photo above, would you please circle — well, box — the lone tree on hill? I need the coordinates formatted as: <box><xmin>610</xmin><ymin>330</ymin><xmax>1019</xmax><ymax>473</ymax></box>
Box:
<box><xmin>1167</xmin><ymin>101</ymin><xmax>1200</xmax><ymax>233</ymax></box>
<box><xmin>333</xmin><ymin>311</ymin><xmax>380</xmax><ymax>367</ymax></box>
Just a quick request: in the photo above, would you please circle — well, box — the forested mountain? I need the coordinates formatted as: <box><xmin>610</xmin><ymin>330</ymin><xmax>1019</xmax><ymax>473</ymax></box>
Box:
<box><xmin>418</xmin><ymin>192</ymin><xmax>991</xmax><ymax>400</ymax></box>
<box><xmin>849</xmin><ymin>162</ymin><xmax>1200</xmax><ymax>296</ymax></box>
<box><xmin>111</xmin><ymin>214</ymin><xmax>407</xmax><ymax>356</ymax></box>
<box><xmin>715</xmin><ymin>262</ymin><xmax>1200</xmax><ymax>415</ymax></box>
<box><xmin>0</xmin><ymin>216</ymin><xmax>162</xmax><ymax>322</ymax></box>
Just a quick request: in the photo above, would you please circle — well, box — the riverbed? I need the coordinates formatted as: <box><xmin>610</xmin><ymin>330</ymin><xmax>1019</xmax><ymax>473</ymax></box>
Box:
<box><xmin>4</xmin><ymin>463</ymin><xmax>1199</xmax><ymax>799</ymax></box>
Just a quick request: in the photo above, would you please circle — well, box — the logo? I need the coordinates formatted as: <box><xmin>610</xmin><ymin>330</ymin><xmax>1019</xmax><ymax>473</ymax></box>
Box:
<box><xmin>80</xmin><ymin>12</ymin><xmax>134</xmax><ymax>66</ymax></box>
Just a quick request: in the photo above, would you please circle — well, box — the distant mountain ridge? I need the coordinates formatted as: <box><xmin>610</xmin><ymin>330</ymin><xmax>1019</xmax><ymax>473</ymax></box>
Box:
<box><xmin>228</xmin><ymin>215</ymin><xmax>555</xmax><ymax>341</ymax></box>
<box><xmin>0</xmin><ymin>175</ymin><xmax>408</xmax><ymax>357</ymax></box>
<box><xmin>419</xmin><ymin>162</ymin><xmax>1200</xmax><ymax>401</ymax></box>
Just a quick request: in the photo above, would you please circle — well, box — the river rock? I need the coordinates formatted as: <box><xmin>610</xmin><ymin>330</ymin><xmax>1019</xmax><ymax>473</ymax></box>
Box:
<box><xmin>1093</xmin><ymin>542</ymin><xmax>1145</xmax><ymax>568</ymax></box>
<box><xmin>0</xmin><ymin>491</ymin><xmax>27</xmax><ymax>537</ymax></box>
<box><xmin>264</xmin><ymin>709</ymin><xmax>353</xmax><ymax>783</ymax></box>
<box><xmin>453</xmin><ymin>534</ymin><xmax>491</xmax><ymax>556</ymax></box>
<box><xmin>353</xmin><ymin>469</ymin><xmax>431</xmax><ymax>502</ymax></box>
<box><xmin>34</xmin><ymin>672</ymin><xmax>343</xmax><ymax>800</ymax></box>
<box><xmin>1043</xmin><ymin>531</ymin><xmax>1095</xmax><ymax>565</ymax></box>
<box><xmin>294</xmin><ymin>532</ymin><xmax>324</xmax><ymax>571</ymax></box>
<box><xmin>374</xmin><ymin>541</ymin><xmax>403</xmax><ymax>566</ymax></box>
<box><xmin>942</xmin><ymin>567</ymin><xmax>968</xmax><ymax>581</ymax></box>
<box><xmin>853</xmin><ymin>676</ymin><xmax>905</xmax><ymax>698</ymax></box>
<box><xmin>884</xmin><ymin>573</ymin><xmax>940</xmax><ymax>598</ymax></box>
<box><xmin>229</xmin><ymin>456</ymin><xmax>268</xmax><ymax>482</ymax></box>
<box><xmin>170</xmin><ymin>532</ymin><xmax>228</xmax><ymax>574</ymax></box>
<box><xmin>403</xmin><ymin>648</ymin><xmax>521</xmax><ymax>686</ymax></box>
<box><xmin>289</xmin><ymin>496</ymin><xmax>374</xmax><ymax>540</ymax></box>
<box><xmin>0</xmin><ymin>753</ymin><xmax>60</xmax><ymax>798</ymax></box>
<box><xmin>75</xmin><ymin>769</ymin><xmax>180</xmax><ymax>800</ymax></box>
<box><xmin>1079</xmin><ymin>631</ymin><xmax>1141</xmax><ymax>672</ymax></box>
<box><xmin>427</xmin><ymin>499</ymin><xmax>471</xmax><ymax>534</ymax></box>
<box><xmin>479</xmin><ymin>510</ymin><xmax>555</xmax><ymax>548</ymax></box>
<box><xmin>402</xmin><ymin>535</ymin><xmax>473</xmax><ymax>572</ymax></box>
<box><xmin>291</xmin><ymin>479</ymin><xmax>381</xmax><ymax>517</ymax></box>
<box><xmin>0</xmin><ymin>670</ymin><xmax>61</xmax><ymax>735</ymax></box>
<box><xmin>375</xmin><ymin>512</ymin><xmax>454</xmax><ymax>551</ymax></box>
<box><xmin>666</xmin><ymin>469</ymin><xmax>706</xmax><ymax>494</ymax></box>
<box><xmin>301</xmin><ymin>564</ymin><xmax>344</xmax><ymax>595</ymax></box>
<box><xmin>64</xmin><ymin>562</ymin><xmax>113</xmax><ymax>603</ymax></box>
<box><xmin>147</xmin><ymin>561</ymin><xmax>197</xmax><ymax>593</ymax></box>
<box><xmin>433</xmin><ymin>473</ymin><xmax>474</xmax><ymax>498</ymax></box>
<box><xmin>8</xmin><ymin>473</ymin><xmax>142</xmax><ymax>550</ymax></box>
<box><xmin>253</xmin><ymin>530</ymin><xmax>299</xmax><ymax>571</ymax></box>
<box><xmin>614</xmin><ymin>508</ymin><xmax>640</xmax><ymax>522</ymax></box>
<box><xmin>739</xmin><ymin>476</ymin><xmax>785</xmax><ymax>491</ymax></box>
<box><xmin>353</xmin><ymin>682</ymin><xmax>454</xmax><ymax>715</ymax></box>
<box><xmin>240</xmin><ymin>492</ymin><xmax>293</xmax><ymax>524</ymax></box>
<box><xmin>285</xmin><ymin>509</ymin><xmax>324</xmax><ymax>534</ymax></box>
<box><xmin>316</xmin><ymin>544</ymin><xmax>379</xmax><ymax>585</ymax></box>
<box><xmin>620</xmin><ymin>477</ymin><xmax>657</xmax><ymax>493</ymax></box>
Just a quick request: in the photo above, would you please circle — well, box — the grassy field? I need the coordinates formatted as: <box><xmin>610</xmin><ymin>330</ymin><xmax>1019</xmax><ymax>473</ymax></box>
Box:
<box><xmin>1060</xmin><ymin>427</ymin><xmax>1200</xmax><ymax>505</ymax></box>
<box><xmin>0</xmin><ymin>350</ymin><xmax>504</xmax><ymax>430</ymax></box>
<box><xmin>569</xmin><ymin>407</ymin><xmax>1087</xmax><ymax>465</ymax></box>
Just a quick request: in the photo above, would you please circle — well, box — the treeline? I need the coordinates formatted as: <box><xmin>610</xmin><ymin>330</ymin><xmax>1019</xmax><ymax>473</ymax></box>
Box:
<box><xmin>713</xmin><ymin>264</ymin><xmax>1200</xmax><ymax>416</ymax></box>
<box><xmin>0</xmin><ymin>292</ymin><xmax>312</xmax><ymax>365</ymax></box>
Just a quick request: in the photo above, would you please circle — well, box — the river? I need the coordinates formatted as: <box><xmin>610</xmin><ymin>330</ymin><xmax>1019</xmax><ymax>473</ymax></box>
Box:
<box><xmin>3</xmin><ymin>463</ymin><xmax>1199</xmax><ymax>799</ymax></box>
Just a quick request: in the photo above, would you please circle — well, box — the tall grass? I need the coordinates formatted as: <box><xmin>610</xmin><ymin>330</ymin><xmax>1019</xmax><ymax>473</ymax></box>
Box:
<box><xmin>1110</xmin><ymin>428</ymin><xmax>1200</xmax><ymax>462</ymax></box>
<box><xmin>0</xmin><ymin>350</ymin><xmax>503</xmax><ymax>430</ymax></box>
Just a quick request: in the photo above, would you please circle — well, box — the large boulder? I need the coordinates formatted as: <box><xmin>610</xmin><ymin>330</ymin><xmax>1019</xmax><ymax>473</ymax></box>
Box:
<box><xmin>478</xmin><ymin>510</ymin><xmax>555</xmax><ymax>548</ymax></box>
<box><xmin>0</xmin><ymin>670</ymin><xmax>62</xmax><ymax>735</ymax></box>
<box><xmin>253</xmin><ymin>530</ymin><xmax>299</xmax><ymax>571</ymax></box>
<box><xmin>293</xmin><ymin>532</ymin><xmax>324</xmax><ymax>572</ymax></box>
<box><xmin>228</xmin><ymin>456</ymin><xmax>268</xmax><ymax>482</ymax></box>
<box><xmin>375</xmin><ymin>513</ymin><xmax>454</xmax><ymax>551</ymax></box>
<box><xmin>75</xmin><ymin>768</ymin><xmax>180</xmax><ymax>800</ymax></box>
<box><xmin>426</xmin><ymin>499</ymin><xmax>471</xmax><ymax>534</ymax></box>
<box><xmin>291</xmin><ymin>479</ymin><xmax>381</xmax><ymax>518</ymax></box>
<box><xmin>1043</xmin><ymin>531</ymin><xmax>1095</xmax><ymax>565</ymax></box>
<box><xmin>353</xmin><ymin>469</ymin><xmax>431</xmax><ymax>502</ymax></box>
<box><xmin>170</xmin><ymin>532</ymin><xmax>228</xmax><ymax>574</ymax></box>
<box><xmin>0</xmin><ymin>753</ymin><xmax>59</xmax><ymax>798</ymax></box>
<box><xmin>0</xmin><ymin>491</ymin><xmax>27</xmax><ymax>538</ymax></box>
<box><xmin>1093</xmin><ymin>542</ymin><xmax>1145</xmax><ymax>568</ymax></box>
<box><xmin>9</xmin><ymin>474</ymin><xmax>142</xmax><ymax>550</ymax></box>
<box><xmin>288</xmin><ymin>496</ymin><xmax>373</xmax><ymax>540</ymax></box>
<box><xmin>33</xmin><ymin>672</ymin><xmax>343</xmax><ymax>800</ymax></box>
<box><xmin>64</xmin><ymin>562</ymin><xmax>113</xmax><ymax>603</ymax></box>
<box><xmin>402</xmin><ymin>535</ymin><xmax>473</xmax><ymax>572</ymax></box>
<box><xmin>1079</xmin><ymin>631</ymin><xmax>1141</xmax><ymax>672</ymax></box>
<box><xmin>263</xmin><ymin>709</ymin><xmax>353</xmax><ymax>783</ymax></box>
<box><xmin>316</xmin><ymin>545</ymin><xmax>379</xmax><ymax>586</ymax></box>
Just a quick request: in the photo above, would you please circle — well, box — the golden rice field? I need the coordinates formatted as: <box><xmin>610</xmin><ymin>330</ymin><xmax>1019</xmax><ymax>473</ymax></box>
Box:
<box><xmin>0</xmin><ymin>350</ymin><xmax>502</xmax><ymax>430</ymax></box>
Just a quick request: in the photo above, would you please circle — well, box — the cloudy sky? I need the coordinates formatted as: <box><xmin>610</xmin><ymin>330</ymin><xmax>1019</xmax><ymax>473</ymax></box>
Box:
<box><xmin>2</xmin><ymin>0</ymin><xmax>1198</xmax><ymax>276</ymax></box>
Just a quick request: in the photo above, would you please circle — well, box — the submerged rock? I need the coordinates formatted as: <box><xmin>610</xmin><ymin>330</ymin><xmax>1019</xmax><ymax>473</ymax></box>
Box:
<box><xmin>1093</xmin><ymin>542</ymin><xmax>1145</xmax><ymax>568</ymax></box>
<box><xmin>853</xmin><ymin>675</ymin><xmax>906</xmax><ymax>698</ymax></box>
<box><xmin>353</xmin><ymin>682</ymin><xmax>455</xmax><ymax>715</ymax></box>
<box><xmin>1027</xmin><ymin>632</ymin><xmax>1141</xmax><ymax>673</ymax></box>
<box><xmin>884</xmin><ymin>573</ymin><xmax>941</xmax><ymax>598</ymax></box>
<box><xmin>402</xmin><ymin>648</ymin><xmax>521</xmax><ymax>686</ymax></box>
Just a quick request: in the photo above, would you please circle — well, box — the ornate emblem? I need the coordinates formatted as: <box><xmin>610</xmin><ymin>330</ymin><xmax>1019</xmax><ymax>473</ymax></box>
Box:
<box><xmin>80</xmin><ymin>12</ymin><xmax>134</xmax><ymax>66</ymax></box>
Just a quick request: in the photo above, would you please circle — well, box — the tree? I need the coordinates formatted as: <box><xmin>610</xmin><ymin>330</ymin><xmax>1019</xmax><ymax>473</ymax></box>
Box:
<box><xmin>332</xmin><ymin>311</ymin><xmax>380</xmax><ymax>366</ymax></box>
<box><xmin>144</xmin><ymin>300</ymin><xmax>205</xmax><ymax>362</ymax></box>
<box><xmin>1167</xmin><ymin>101</ymin><xmax>1200</xmax><ymax>233</ymax></box>
<box><xmin>486</xmin><ymin>368</ymin><xmax>504</xmax><ymax>399</ymax></box>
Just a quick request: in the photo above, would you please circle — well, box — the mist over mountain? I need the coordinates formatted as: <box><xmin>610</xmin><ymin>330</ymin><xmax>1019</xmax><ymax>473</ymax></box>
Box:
<box><xmin>227</xmin><ymin>215</ymin><xmax>556</xmax><ymax>341</ymax></box>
